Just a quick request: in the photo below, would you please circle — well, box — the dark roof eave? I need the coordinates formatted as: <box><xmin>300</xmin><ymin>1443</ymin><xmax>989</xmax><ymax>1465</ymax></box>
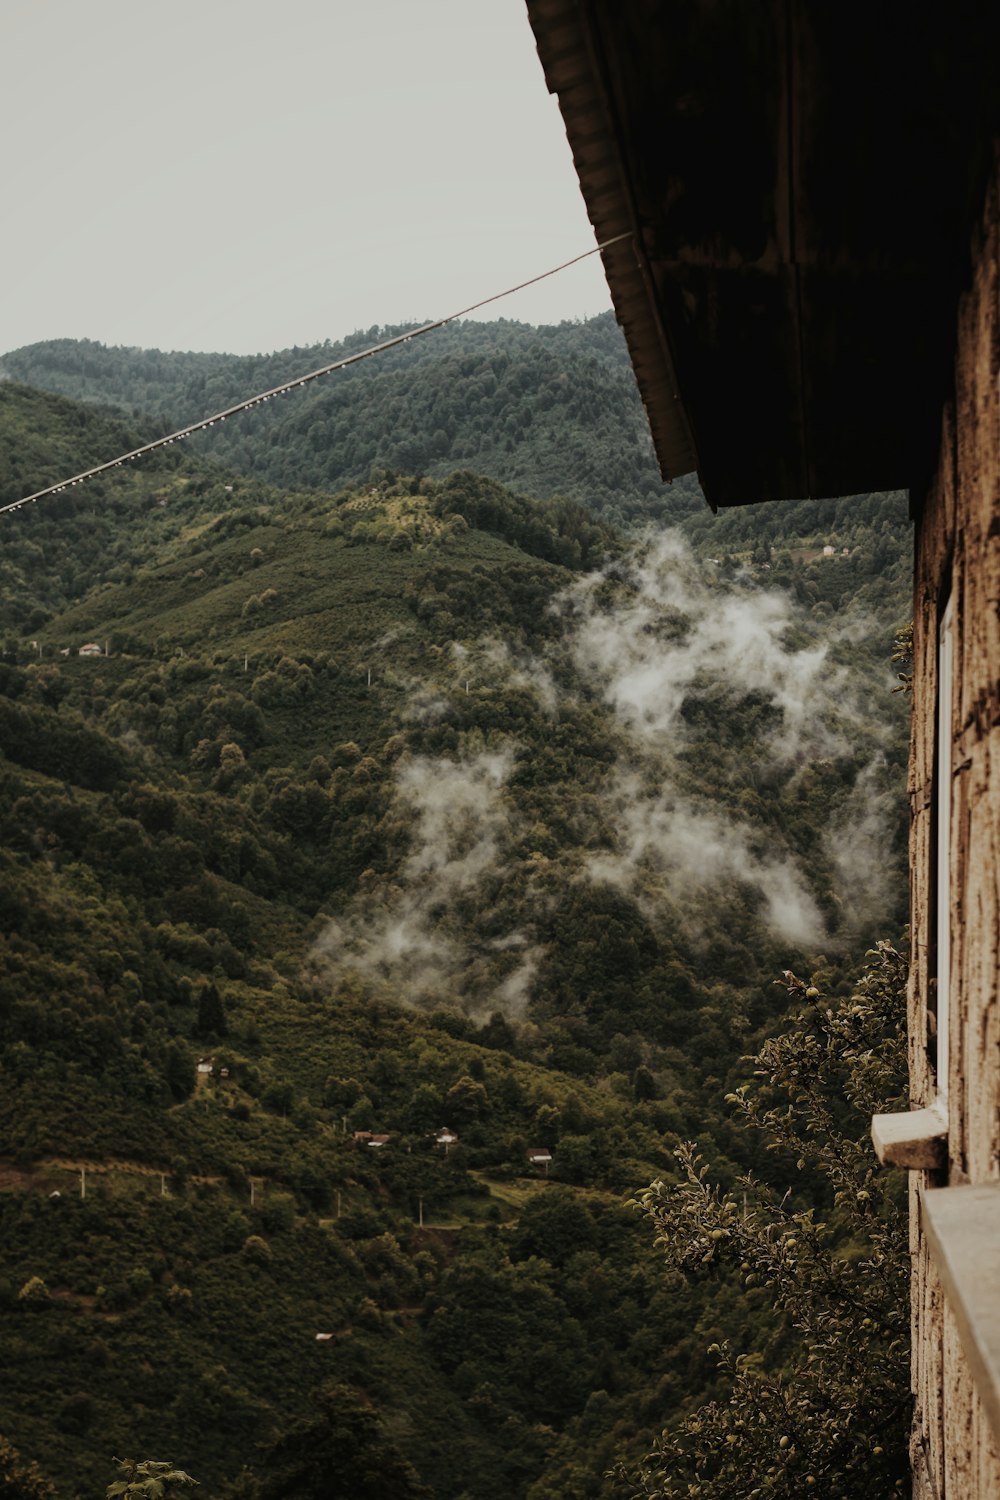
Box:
<box><xmin>528</xmin><ymin>0</ymin><xmax>1000</xmax><ymax>509</ymax></box>
<box><xmin>528</xmin><ymin>0</ymin><xmax>703</xmax><ymax>494</ymax></box>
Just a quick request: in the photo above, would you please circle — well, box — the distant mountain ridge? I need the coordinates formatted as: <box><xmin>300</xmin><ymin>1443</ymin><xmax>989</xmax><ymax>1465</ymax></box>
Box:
<box><xmin>1</xmin><ymin>313</ymin><xmax>705</xmax><ymax>524</ymax></box>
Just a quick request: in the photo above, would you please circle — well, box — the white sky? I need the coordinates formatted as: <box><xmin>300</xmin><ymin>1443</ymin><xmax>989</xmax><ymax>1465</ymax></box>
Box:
<box><xmin>3</xmin><ymin>0</ymin><xmax>613</xmax><ymax>356</ymax></box>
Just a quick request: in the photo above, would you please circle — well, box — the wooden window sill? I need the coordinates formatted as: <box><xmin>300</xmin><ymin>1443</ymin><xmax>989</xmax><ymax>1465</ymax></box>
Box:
<box><xmin>921</xmin><ymin>1184</ymin><xmax>1000</xmax><ymax>1450</ymax></box>
<box><xmin>871</xmin><ymin>1105</ymin><xmax>948</xmax><ymax>1169</ymax></box>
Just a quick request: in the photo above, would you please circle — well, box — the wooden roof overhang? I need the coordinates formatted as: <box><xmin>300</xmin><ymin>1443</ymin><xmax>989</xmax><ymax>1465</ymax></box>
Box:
<box><xmin>526</xmin><ymin>0</ymin><xmax>999</xmax><ymax>507</ymax></box>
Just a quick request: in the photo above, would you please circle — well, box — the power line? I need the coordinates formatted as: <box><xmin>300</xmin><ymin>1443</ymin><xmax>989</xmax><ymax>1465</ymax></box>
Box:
<box><xmin>1</xmin><ymin>234</ymin><xmax>633</xmax><ymax>519</ymax></box>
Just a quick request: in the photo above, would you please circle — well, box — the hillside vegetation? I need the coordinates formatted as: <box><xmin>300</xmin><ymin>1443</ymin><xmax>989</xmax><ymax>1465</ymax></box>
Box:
<box><xmin>0</xmin><ymin>379</ymin><xmax>912</xmax><ymax>1497</ymax></box>
<box><xmin>1</xmin><ymin>316</ymin><xmax>689</xmax><ymax>525</ymax></box>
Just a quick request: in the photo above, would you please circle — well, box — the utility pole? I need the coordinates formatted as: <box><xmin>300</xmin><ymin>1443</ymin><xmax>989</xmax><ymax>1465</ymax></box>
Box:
<box><xmin>80</xmin><ymin>1167</ymin><xmax>86</xmax><ymax>1201</ymax></box>
<box><xmin>336</xmin><ymin>1189</ymin><xmax>342</xmax><ymax>1220</ymax></box>
<box><xmin>418</xmin><ymin>1197</ymin><xmax>424</xmax><ymax>1228</ymax></box>
<box><xmin>161</xmin><ymin>1173</ymin><xmax>168</xmax><ymax>1198</ymax></box>
<box><xmin>250</xmin><ymin>1178</ymin><xmax>256</xmax><ymax>1208</ymax></box>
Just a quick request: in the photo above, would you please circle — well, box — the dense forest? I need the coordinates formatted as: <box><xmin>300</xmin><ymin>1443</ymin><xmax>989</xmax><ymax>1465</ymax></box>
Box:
<box><xmin>0</xmin><ymin>316</ymin><xmax>687</xmax><ymax>526</ymax></box>
<box><xmin>0</xmin><ymin>341</ymin><xmax>912</xmax><ymax>1499</ymax></box>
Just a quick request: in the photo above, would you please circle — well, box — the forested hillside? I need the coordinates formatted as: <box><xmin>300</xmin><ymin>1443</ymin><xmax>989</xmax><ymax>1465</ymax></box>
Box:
<box><xmin>0</xmin><ymin>379</ymin><xmax>913</xmax><ymax>1497</ymax></box>
<box><xmin>1</xmin><ymin>316</ymin><xmax>691</xmax><ymax>525</ymax></box>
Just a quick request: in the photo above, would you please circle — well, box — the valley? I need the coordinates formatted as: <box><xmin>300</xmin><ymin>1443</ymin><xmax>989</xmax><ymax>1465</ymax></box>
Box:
<box><xmin>0</xmin><ymin>319</ymin><xmax>912</xmax><ymax>1498</ymax></box>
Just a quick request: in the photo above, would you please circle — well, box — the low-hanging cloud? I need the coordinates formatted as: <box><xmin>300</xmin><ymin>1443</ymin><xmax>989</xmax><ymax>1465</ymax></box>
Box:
<box><xmin>588</xmin><ymin>770</ymin><xmax>824</xmax><ymax>949</ymax></box>
<box><xmin>450</xmin><ymin>637</ymin><xmax>559</xmax><ymax>716</ymax></box>
<box><xmin>552</xmin><ymin>532</ymin><xmax>903</xmax><ymax>951</ymax></box>
<box><xmin>823</xmin><ymin>756</ymin><xmax>905</xmax><ymax>939</ymax></box>
<box><xmin>312</xmin><ymin>747</ymin><xmax>539</xmax><ymax>1013</ymax></box>
<box><xmin>562</xmin><ymin>532</ymin><xmax>874</xmax><ymax>765</ymax></box>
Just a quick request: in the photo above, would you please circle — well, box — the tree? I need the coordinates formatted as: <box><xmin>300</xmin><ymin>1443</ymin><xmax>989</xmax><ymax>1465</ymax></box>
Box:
<box><xmin>445</xmin><ymin>1074</ymin><xmax>489</xmax><ymax>1125</ymax></box>
<box><xmin>403</xmin><ymin>1081</ymin><xmax>444</xmax><ymax>1132</ymax></box>
<box><xmin>616</xmin><ymin>942</ymin><xmax>910</xmax><ymax>1498</ymax></box>
<box><xmin>478</xmin><ymin>1011</ymin><xmax>517</xmax><ymax>1052</ymax></box>
<box><xmin>196</xmin><ymin>982</ymin><xmax>227</xmax><ymax>1040</ymax></box>
<box><xmin>0</xmin><ymin>1436</ymin><xmax>55</xmax><ymax>1500</ymax></box>
<box><xmin>632</xmin><ymin>1064</ymin><xmax>658</xmax><ymax>1101</ymax></box>
<box><xmin>256</xmin><ymin>1384</ymin><xmax>428</xmax><ymax>1500</ymax></box>
<box><xmin>17</xmin><ymin>1276</ymin><xmax>51</xmax><ymax>1307</ymax></box>
<box><xmin>510</xmin><ymin>1185</ymin><xmax>595</xmax><ymax>1267</ymax></box>
<box><xmin>164</xmin><ymin>1041</ymin><xmax>195</xmax><ymax>1101</ymax></box>
<box><xmin>215</xmin><ymin>743</ymin><xmax>249</xmax><ymax>791</ymax></box>
<box><xmin>106</xmin><ymin>1458</ymin><xmax>197</xmax><ymax>1500</ymax></box>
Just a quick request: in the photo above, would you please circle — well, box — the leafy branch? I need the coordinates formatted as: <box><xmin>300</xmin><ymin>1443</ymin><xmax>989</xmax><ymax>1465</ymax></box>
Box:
<box><xmin>107</xmin><ymin>1460</ymin><xmax>198</xmax><ymax>1500</ymax></box>
<box><xmin>891</xmin><ymin>623</ymin><xmax>913</xmax><ymax>693</ymax></box>
<box><xmin>616</xmin><ymin>941</ymin><xmax>910</xmax><ymax>1498</ymax></box>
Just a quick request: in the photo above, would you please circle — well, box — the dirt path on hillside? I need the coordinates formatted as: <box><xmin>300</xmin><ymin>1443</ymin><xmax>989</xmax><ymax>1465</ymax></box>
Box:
<box><xmin>0</xmin><ymin>1156</ymin><xmax>225</xmax><ymax>1190</ymax></box>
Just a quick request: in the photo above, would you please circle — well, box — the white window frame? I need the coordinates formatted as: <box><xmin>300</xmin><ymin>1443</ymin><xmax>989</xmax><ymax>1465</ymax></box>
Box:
<box><xmin>935</xmin><ymin>594</ymin><xmax>954</xmax><ymax>1113</ymax></box>
<box><xmin>870</xmin><ymin>595</ymin><xmax>953</xmax><ymax>1170</ymax></box>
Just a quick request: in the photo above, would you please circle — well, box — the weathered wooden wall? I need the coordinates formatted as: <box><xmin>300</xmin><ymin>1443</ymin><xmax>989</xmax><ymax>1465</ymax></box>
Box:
<box><xmin>909</xmin><ymin>143</ymin><xmax>1000</xmax><ymax>1498</ymax></box>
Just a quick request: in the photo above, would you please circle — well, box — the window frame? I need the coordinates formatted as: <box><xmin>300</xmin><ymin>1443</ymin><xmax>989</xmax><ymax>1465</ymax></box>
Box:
<box><xmin>933</xmin><ymin>593</ymin><xmax>954</xmax><ymax>1113</ymax></box>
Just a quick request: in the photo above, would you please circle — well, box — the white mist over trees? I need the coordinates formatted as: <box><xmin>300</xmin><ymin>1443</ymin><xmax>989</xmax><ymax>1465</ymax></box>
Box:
<box><xmin>310</xmin><ymin>532</ymin><xmax>905</xmax><ymax>1015</ymax></box>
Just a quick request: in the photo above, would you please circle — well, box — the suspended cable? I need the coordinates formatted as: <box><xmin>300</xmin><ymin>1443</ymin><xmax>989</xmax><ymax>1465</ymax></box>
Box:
<box><xmin>1</xmin><ymin>233</ymin><xmax>633</xmax><ymax>519</ymax></box>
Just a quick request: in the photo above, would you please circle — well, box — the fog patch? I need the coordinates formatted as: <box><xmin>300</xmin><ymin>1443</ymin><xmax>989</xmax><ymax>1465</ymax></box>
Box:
<box><xmin>562</xmin><ymin>532</ymin><xmax>869</xmax><ymax>765</ymax></box>
<box><xmin>312</xmin><ymin>747</ymin><xmax>536</xmax><ymax>1013</ymax></box>
<box><xmin>588</xmin><ymin>770</ymin><xmax>824</xmax><ymax>949</ymax></box>
<box><xmin>824</xmin><ymin>758</ymin><xmax>904</xmax><ymax>938</ymax></box>
<box><xmin>399</xmin><ymin>680</ymin><xmax>452</xmax><ymax>724</ymax></box>
<box><xmin>451</xmin><ymin>637</ymin><xmax>559</xmax><ymax>715</ymax></box>
<box><xmin>553</xmin><ymin>533</ymin><xmax>902</xmax><ymax>951</ymax></box>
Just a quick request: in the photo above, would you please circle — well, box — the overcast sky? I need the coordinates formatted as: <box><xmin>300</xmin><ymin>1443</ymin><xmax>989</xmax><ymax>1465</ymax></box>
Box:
<box><xmin>4</xmin><ymin>0</ymin><xmax>613</xmax><ymax>356</ymax></box>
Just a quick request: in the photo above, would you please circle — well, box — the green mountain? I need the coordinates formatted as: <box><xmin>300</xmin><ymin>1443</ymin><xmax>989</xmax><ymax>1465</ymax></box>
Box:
<box><xmin>0</xmin><ymin>382</ymin><xmax>912</xmax><ymax>1498</ymax></box>
<box><xmin>0</xmin><ymin>315</ymin><xmax>694</xmax><ymax>526</ymax></box>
